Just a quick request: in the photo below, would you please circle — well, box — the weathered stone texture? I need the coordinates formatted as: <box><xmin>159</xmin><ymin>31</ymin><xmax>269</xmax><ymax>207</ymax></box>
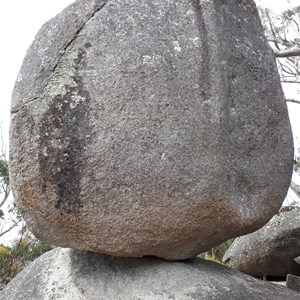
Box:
<box><xmin>223</xmin><ymin>206</ymin><xmax>300</xmax><ymax>276</ymax></box>
<box><xmin>10</xmin><ymin>0</ymin><xmax>293</xmax><ymax>259</ymax></box>
<box><xmin>287</xmin><ymin>274</ymin><xmax>300</xmax><ymax>293</ymax></box>
<box><xmin>1</xmin><ymin>248</ymin><xmax>299</xmax><ymax>300</ymax></box>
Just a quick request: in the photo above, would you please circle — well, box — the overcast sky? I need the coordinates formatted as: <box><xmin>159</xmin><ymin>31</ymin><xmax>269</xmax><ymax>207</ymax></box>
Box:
<box><xmin>0</xmin><ymin>0</ymin><xmax>299</xmax><ymax>146</ymax></box>
<box><xmin>257</xmin><ymin>0</ymin><xmax>299</xmax><ymax>13</ymax></box>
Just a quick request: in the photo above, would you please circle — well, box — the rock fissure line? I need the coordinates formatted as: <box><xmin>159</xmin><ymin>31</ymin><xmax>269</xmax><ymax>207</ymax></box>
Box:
<box><xmin>11</xmin><ymin>1</ymin><xmax>110</xmax><ymax>115</ymax></box>
<box><xmin>41</xmin><ymin>0</ymin><xmax>110</xmax><ymax>100</ymax></box>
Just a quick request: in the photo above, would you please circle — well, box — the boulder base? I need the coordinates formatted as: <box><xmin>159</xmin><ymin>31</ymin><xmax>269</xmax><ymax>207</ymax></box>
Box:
<box><xmin>0</xmin><ymin>248</ymin><xmax>299</xmax><ymax>300</ymax></box>
<box><xmin>10</xmin><ymin>0</ymin><xmax>293</xmax><ymax>259</ymax></box>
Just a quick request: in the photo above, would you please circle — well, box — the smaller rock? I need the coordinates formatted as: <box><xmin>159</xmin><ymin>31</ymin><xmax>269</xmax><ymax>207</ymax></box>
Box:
<box><xmin>1</xmin><ymin>248</ymin><xmax>299</xmax><ymax>300</ymax></box>
<box><xmin>287</xmin><ymin>274</ymin><xmax>300</xmax><ymax>293</ymax></box>
<box><xmin>223</xmin><ymin>206</ymin><xmax>300</xmax><ymax>276</ymax></box>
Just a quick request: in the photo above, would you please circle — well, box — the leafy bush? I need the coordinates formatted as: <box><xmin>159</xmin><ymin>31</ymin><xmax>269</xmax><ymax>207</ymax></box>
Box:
<box><xmin>0</xmin><ymin>159</ymin><xmax>9</xmax><ymax>188</ymax></box>
<box><xmin>0</xmin><ymin>237</ymin><xmax>54</xmax><ymax>289</ymax></box>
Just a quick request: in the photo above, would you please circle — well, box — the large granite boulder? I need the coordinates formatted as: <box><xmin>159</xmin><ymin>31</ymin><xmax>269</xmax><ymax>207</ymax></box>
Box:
<box><xmin>223</xmin><ymin>206</ymin><xmax>300</xmax><ymax>276</ymax></box>
<box><xmin>10</xmin><ymin>0</ymin><xmax>293</xmax><ymax>259</ymax></box>
<box><xmin>1</xmin><ymin>248</ymin><xmax>299</xmax><ymax>300</ymax></box>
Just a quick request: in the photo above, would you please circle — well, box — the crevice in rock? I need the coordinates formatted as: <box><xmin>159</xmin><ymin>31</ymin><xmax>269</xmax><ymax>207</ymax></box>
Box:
<box><xmin>24</xmin><ymin>97</ymin><xmax>39</xmax><ymax>105</ymax></box>
<box><xmin>42</xmin><ymin>0</ymin><xmax>110</xmax><ymax>96</ymax></box>
<box><xmin>11</xmin><ymin>108</ymin><xmax>20</xmax><ymax>115</ymax></box>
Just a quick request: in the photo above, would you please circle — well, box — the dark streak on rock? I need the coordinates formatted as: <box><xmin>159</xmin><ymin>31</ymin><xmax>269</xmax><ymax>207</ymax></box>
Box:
<box><xmin>191</xmin><ymin>0</ymin><xmax>211</xmax><ymax>96</ymax></box>
<box><xmin>39</xmin><ymin>45</ymin><xmax>91</xmax><ymax>215</ymax></box>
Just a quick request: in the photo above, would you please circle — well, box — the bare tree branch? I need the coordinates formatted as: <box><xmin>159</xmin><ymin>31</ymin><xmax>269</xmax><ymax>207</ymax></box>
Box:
<box><xmin>268</xmin><ymin>38</ymin><xmax>296</xmax><ymax>48</ymax></box>
<box><xmin>0</xmin><ymin>189</ymin><xmax>10</xmax><ymax>209</ymax></box>
<box><xmin>0</xmin><ymin>222</ymin><xmax>18</xmax><ymax>238</ymax></box>
<box><xmin>290</xmin><ymin>181</ymin><xmax>300</xmax><ymax>197</ymax></box>
<box><xmin>265</xmin><ymin>10</ymin><xmax>282</xmax><ymax>51</ymax></box>
<box><xmin>286</xmin><ymin>98</ymin><xmax>300</xmax><ymax>104</ymax></box>
<box><xmin>282</xmin><ymin>80</ymin><xmax>300</xmax><ymax>84</ymax></box>
<box><xmin>274</xmin><ymin>47</ymin><xmax>300</xmax><ymax>57</ymax></box>
<box><xmin>278</xmin><ymin>61</ymin><xmax>297</xmax><ymax>75</ymax></box>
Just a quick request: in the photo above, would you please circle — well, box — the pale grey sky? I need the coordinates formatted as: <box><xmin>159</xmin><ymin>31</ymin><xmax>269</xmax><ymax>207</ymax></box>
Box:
<box><xmin>257</xmin><ymin>0</ymin><xmax>299</xmax><ymax>13</ymax></box>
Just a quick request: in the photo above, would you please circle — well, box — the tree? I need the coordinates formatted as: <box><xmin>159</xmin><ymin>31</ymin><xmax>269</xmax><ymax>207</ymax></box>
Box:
<box><xmin>258</xmin><ymin>3</ymin><xmax>300</xmax><ymax>204</ymax></box>
<box><xmin>258</xmin><ymin>4</ymin><xmax>300</xmax><ymax>101</ymax></box>
<box><xmin>0</xmin><ymin>124</ymin><xmax>21</xmax><ymax>238</ymax></box>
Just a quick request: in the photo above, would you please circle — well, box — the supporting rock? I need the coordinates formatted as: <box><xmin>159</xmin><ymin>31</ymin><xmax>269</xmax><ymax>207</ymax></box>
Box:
<box><xmin>0</xmin><ymin>248</ymin><xmax>299</xmax><ymax>300</ymax></box>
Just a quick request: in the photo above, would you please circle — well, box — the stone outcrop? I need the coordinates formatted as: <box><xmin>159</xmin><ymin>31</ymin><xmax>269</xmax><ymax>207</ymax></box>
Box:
<box><xmin>9</xmin><ymin>0</ymin><xmax>293</xmax><ymax>259</ymax></box>
<box><xmin>1</xmin><ymin>248</ymin><xmax>299</xmax><ymax>300</ymax></box>
<box><xmin>287</xmin><ymin>274</ymin><xmax>300</xmax><ymax>293</ymax></box>
<box><xmin>223</xmin><ymin>206</ymin><xmax>300</xmax><ymax>276</ymax></box>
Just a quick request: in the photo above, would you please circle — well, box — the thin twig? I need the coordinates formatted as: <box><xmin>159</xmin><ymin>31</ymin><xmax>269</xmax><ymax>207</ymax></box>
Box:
<box><xmin>286</xmin><ymin>98</ymin><xmax>300</xmax><ymax>104</ymax></box>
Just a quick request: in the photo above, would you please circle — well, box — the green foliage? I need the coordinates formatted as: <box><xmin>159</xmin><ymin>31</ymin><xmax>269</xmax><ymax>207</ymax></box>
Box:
<box><xmin>0</xmin><ymin>238</ymin><xmax>54</xmax><ymax>288</ymax></box>
<box><xmin>22</xmin><ymin>239</ymin><xmax>54</xmax><ymax>262</ymax></box>
<box><xmin>199</xmin><ymin>239</ymin><xmax>234</xmax><ymax>263</ymax></box>
<box><xmin>282</xmin><ymin>6</ymin><xmax>300</xmax><ymax>18</ymax></box>
<box><xmin>208</xmin><ymin>239</ymin><xmax>234</xmax><ymax>262</ymax></box>
<box><xmin>0</xmin><ymin>246</ymin><xmax>19</xmax><ymax>286</ymax></box>
<box><xmin>205</xmin><ymin>255</ymin><xmax>224</xmax><ymax>265</ymax></box>
<box><xmin>258</xmin><ymin>275</ymin><xmax>267</xmax><ymax>281</ymax></box>
<box><xmin>0</xmin><ymin>159</ymin><xmax>9</xmax><ymax>190</ymax></box>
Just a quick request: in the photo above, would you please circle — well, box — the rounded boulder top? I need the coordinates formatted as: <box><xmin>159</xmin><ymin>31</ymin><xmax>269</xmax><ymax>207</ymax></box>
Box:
<box><xmin>10</xmin><ymin>0</ymin><xmax>293</xmax><ymax>260</ymax></box>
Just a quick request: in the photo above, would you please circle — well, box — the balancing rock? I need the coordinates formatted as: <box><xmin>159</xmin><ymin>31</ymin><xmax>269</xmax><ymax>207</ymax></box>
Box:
<box><xmin>10</xmin><ymin>0</ymin><xmax>293</xmax><ymax>259</ymax></box>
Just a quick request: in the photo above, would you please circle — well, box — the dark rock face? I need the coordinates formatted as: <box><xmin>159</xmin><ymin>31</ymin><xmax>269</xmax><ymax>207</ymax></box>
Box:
<box><xmin>10</xmin><ymin>0</ymin><xmax>293</xmax><ymax>259</ymax></box>
<box><xmin>0</xmin><ymin>248</ymin><xmax>299</xmax><ymax>300</ymax></box>
<box><xmin>223</xmin><ymin>206</ymin><xmax>300</xmax><ymax>276</ymax></box>
<box><xmin>287</xmin><ymin>274</ymin><xmax>300</xmax><ymax>293</ymax></box>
